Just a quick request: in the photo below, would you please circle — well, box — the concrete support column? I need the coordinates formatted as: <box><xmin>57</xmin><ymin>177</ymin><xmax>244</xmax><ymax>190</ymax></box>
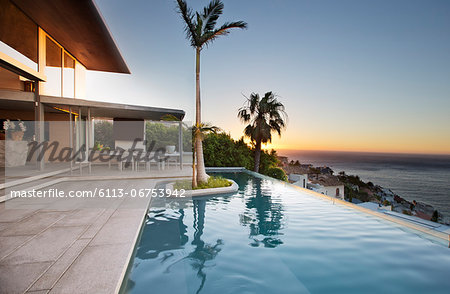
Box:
<box><xmin>78</xmin><ymin>107</ymin><xmax>82</xmax><ymax>161</ymax></box>
<box><xmin>35</xmin><ymin>27</ymin><xmax>46</xmax><ymax>171</ymax></box>
<box><xmin>69</xmin><ymin>106</ymin><xmax>73</xmax><ymax>173</ymax></box>
<box><xmin>86</xmin><ymin>107</ymin><xmax>91</xmax><ymax>160</ymax></box>
<box><xmin>178</xmin><ymin>121</ymin><xmax>183</xmax><ymax>170</ymax></box>
<box><xmin>34</xmin><ymin>93</ymin><xmax>44</xmax><ymax>171</ymax></box>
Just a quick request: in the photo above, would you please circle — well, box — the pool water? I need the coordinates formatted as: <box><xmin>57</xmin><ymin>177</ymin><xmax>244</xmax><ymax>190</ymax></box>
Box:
<box><xmin>124</xmin><ymin>172</ymin><xmax>450</xmax><ymax>294</ymax></box>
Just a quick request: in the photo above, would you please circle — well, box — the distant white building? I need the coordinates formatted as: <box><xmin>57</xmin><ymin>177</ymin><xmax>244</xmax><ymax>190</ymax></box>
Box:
<box><xmin>289</xmin><ymin>173</ymin><xmax>308</xmax><ymax>189</ymax></box>
<box><xmin>308</xmin><ymin>175</ymin><xmax>345</xmax><ymax>200</ymax></box>
<box><xmin>283</xmin><ymin>165</ymin><xmax>309</xmax><ymax>189</ymax></box>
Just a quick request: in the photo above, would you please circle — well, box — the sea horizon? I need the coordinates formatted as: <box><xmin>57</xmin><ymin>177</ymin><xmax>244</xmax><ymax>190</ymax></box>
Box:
<box><xmin>276</xmin><ymin>148</ymin><xmax>450</xmax><ymax>158</ymax></box>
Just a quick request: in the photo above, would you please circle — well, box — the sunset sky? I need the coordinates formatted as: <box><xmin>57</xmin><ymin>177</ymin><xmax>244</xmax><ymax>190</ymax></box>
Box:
<box><xmin>88</xmin><ymin>0</ymin><xmax>450</xmax><ymax>155</ymax></box>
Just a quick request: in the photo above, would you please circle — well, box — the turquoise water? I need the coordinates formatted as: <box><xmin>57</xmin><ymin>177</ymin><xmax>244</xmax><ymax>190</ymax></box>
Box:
<box><xmin>124</xmin><ymin>172</ymin><xmax>450</xmax><ymax>294</ymax></box>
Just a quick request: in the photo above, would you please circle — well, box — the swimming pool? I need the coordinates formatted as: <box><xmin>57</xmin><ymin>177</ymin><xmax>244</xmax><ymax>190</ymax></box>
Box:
<box><xmin>123</xmin><ymin>171</ymin><xmax>450</xmax><ymax>294</ymax></box>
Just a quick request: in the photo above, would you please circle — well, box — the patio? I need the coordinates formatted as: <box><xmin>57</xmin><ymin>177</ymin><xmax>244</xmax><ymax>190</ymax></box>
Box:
<box><xmin>0</xmin><ymin>169</ymin><xmax>191</xmax><ymax>294</ymax></box>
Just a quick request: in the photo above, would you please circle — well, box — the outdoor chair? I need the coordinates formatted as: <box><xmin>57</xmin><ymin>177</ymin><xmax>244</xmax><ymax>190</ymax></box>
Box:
<box><xmin>118</xmin><ymin>150</ymin><xmax>135</xmax><ymax>171</ymax></box>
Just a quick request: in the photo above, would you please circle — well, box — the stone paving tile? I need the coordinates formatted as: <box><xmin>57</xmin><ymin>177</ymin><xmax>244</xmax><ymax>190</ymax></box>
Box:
<box><xmin>53</xmin><ymin>209</ymin><xmax>105</xmax><ymax>227</ymax></box>
<box><xmin>89</xmin><ymin>208</ymin><xmax>145</xmax><ymax>246</ymax></box>
<box><xmin>0</xmin><ymin>235</ymin><xmax>32</xmax><ymax>260</ymax></box>
<box><xmin>0</xmin><ymin>222</ymin><xmax>8</xmax><ymax>233</ymax></box>
<box><xmin>0</xmin><ymin>261</ymin><xmax>52</xmax><ymax>294</ymax></box>
<box><xmin>89</xmin><ymin>211</ymin><xmax>144</xmax><ymax>246</ymax></box>
<box><xmin>38</xmin><ymin>199</ymin><xmax>81</xmax><ymax>212</ymax></box>
<box><xmin>0</xmin><ymin>209</ymin><xmax>36</xmax><ymax>223</ymax></box>
<box><xmin>1</xmin><ymin>226</ymin><xmax>86</xmax><ymax>265</ymax></box>
<box><xmin>28</xmin><ymin>239</ymin><xmax>90</xmax><ymax>292</ymax></box>
<box><xmin>79</xmin><ymin>209</ymin><xmax>116</xmax><ymax>240</ymax></box>
<box><xmin>26</xmin><ymin>290</ymin><xmax>49</xmax><ymax>294</ymax></box>
<box><xmin>49</xmin><ymin>243</ymin><xmax>132</xmax><ymax>294</ymax></box>
<box><xmin>112</xmin><ymin>207</ymin><xmax>148</xmax><ymax>219</ymax></box>
<box><xmin>0</xmin><ymin>212</ymin><xmax>69</xmax><ymax>237</ymax></box>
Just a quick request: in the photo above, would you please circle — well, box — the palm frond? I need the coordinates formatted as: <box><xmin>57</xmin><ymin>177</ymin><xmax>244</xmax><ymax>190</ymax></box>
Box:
<box><xmin>249</xmin><ymin>93</ymin><xmax>259</xmax><ymax>114</ymax></box>
<box><xmin>192</xmin><ymin>123</ymin><xmax>221</xmax><ymax>138</ymax></box>
<box><xmin>244</xmin><ymin>124</ymin><xmax>255</xmax><ymax>140</ymax></box>
<box><xmin>176</xmin><ymin>0</ymin><xmax>199</xmax><ymax>47</ymax></box>
<box><xmin>177</xmin><ymin>0</ymin><xmax>247</xmax><ymax>49</ymax></box>
<box><xmin>237</xmin><ymin>108</ymin><xmax>251</xmax><ymax>122</ymax></box>
<box><xmin>202</xmin><ymin>21</ymin><xmax>247</xmax><ymax>47</ymax></box>
<box><xmin>202</xmin><ymin>0</ymin><xmax>223</xmax><ymax>32</ymax></box>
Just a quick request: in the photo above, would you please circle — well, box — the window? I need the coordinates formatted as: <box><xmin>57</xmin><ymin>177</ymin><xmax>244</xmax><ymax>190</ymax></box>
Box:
<box><xmin>43</xmin><ymin>36</ymin><xmax>77</xmax><ymax>98</ymax></box>
<box><xmin>63</xmin><ymin>53</ymin><xmax>75</xmax><ymax>98</ymax></box>
<box><xmin>44</xmin><ymin>37</ymin><xmax>62</xmax><ymax>96</ymax></box>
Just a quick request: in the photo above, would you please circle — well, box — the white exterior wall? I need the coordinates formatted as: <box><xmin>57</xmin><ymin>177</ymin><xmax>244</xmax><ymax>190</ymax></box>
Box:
<box><xmin>308</xmin><ymin>183</ymin><xmax>345</xmax><ymax>200</ymax></box>
<box><xmin>322</xmin><ymin>185</ymin><xmax>345</xmax><ymax>199</ymax></box>
<box><xmin>74</xmin><ymin>62</ymin><xmax>86</xmax><ymax>99</ymax></box>
<box><xmin>289</xmin><ymin>173</ymin><xmax>308</xmax><ymax>188</ymax></box>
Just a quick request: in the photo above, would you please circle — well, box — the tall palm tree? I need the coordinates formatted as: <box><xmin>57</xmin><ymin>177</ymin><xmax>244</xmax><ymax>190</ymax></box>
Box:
<box><xmin>176</xmin><ymin>0</ymin><xmax>247</xmax><ymax>186</ymax></box>
<box><xmin>238</xmin><ymin>92</ymin><xmax>287</xmax><ymax>173</ymax></box>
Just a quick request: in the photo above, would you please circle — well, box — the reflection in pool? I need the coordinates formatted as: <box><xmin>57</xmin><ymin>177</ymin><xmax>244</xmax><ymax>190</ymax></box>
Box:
<box><xmin>124</xmin><ymin>172</ymin><xmax>450</xmax><ymax>294</ymax></box>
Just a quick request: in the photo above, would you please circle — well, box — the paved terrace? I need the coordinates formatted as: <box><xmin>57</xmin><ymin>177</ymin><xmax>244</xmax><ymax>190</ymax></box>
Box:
<box><xmin>0</xmin><ymin>167</ymin><xmax>191</xmax><ymax>294</ymax></box>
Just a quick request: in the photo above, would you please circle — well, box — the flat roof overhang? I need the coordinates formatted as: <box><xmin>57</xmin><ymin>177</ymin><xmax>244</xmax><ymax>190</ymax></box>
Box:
<box><xmin>0</xmin><ymin>90</ymin><xmax>185</xmax><ymax>121</ymax></box>
<box><xmin>11</xmin><ymin>0</ymin><xmax>130</xmax><ymax>74</ymax></box>
<box><xmin>40</xmin><ymin>95</ymin><xmax>185</xmax><ymax>121</ymax></box>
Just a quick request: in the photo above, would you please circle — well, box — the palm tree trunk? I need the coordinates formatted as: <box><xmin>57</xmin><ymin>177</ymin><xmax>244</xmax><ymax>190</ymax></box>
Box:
<box><xmin>195</xmin><ymin>47</ymin><xmax>209</xmax><ymax>184</ymax></box>
<box><xmin>196</xmin><ymin>136</ymin><xmax>208</xmax><ymax>182</ymax></box>
<box><xmin>254</xmin><ymin>140</ymin><xmax>261</xmax><ymax>173</ymax></box>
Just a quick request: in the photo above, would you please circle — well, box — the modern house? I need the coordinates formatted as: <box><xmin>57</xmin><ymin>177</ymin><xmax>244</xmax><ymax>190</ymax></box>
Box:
<box><xmin>0</xmin><ymin>0</ymin><xmax>187</xmax><ymax>190</ymax></box>
<box><xmin>0</xmin><ymin>2</ymin><xmax>191</xmax><ymax>293</ymax></box>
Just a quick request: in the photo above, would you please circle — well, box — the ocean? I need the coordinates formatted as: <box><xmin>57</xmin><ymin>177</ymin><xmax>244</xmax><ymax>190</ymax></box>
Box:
<box><xmin>278</xmin><ymin>150</ymin><xmax>450</xmax><ymax>218</ymax></box>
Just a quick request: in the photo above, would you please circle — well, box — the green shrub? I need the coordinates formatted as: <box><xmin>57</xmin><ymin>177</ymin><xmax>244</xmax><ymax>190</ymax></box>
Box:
<box><xmin>173</xmin><ymin>176</ymin><xmax>232</xmax><ymax>190</ymax></box>
<box><xmin>94</xmin><ymin>121</ymin><xmax>114</xmax><ymax>148</ymax></box>
<box><xmin>266</xmin><ymin>167</ymin><xmax>287</xmax><ymax>181</ymax></box>
<box><xmin>172</xmin><ymin>180</ymin><xmax>192</xmax><ymax>190</ymax></box>
<box><xmin>145</xmin><ymin>122</ymin><xmax>191</xmax><ymax>152</ymax></box>
<box><xmin>202</xmin><ymin>132</ymin><xmax>282</xmax><ymax>179</ymax></box>
<box><xmin>197</xmin><ymin>176</ymin><xmax>232</xmax><ymax>189</ymax></box>
<box><xmin>382</xmin><ymin>200</ymin><xmax>391</xmax><ymax>206</ymax></box>
<box><xmin>203</xmin><ymin>133</ymin><xmax>253</xmax><ymax>169</ymax></box>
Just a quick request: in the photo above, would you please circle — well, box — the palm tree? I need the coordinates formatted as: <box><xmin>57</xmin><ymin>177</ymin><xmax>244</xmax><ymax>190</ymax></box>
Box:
<box><xmin>176</xmin><ymin>0</ymin><xmax>247</xmax><ymax>186</ymax></box>
<box><xmin>238</xmin><ymin>92</ymin><xmax>287</xmax><ymax>173</ymax></box>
